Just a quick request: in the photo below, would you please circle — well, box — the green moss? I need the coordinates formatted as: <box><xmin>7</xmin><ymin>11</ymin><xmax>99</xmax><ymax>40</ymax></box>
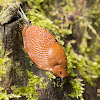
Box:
<box><xmin>13</xmin><ymin>71</ymin><xmax>48</xmax><ymax>100</ymax></box>
<box><xmin>0</xmin><ymin>45</ymin><xmax>21</xmax><ymax>100</ymax></box>
<box><xmin>0</xmin><ymin>51</ymin><xmax>47</xmax><ymax>100</ymax></box>
<box><xmin>68</xmin><ymin>78</ymin><xmax>84</xmax><ymax>100</ymax></box>
<box><xmin>46</xmin><ymin>71</ymin><xmax>56</xmax><ymax>81</ymax></box>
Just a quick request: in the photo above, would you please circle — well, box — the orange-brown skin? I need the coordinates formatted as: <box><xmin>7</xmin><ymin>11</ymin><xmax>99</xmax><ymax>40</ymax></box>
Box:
<box><xmin>22</xmin><ymin>24</ymin><xmax>68</xmax><ymax>78</ymax></box>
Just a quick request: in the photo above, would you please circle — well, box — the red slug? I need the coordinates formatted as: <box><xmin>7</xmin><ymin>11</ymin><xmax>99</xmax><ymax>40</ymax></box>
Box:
<box><xmin>22</xmin><ymin>23</ymin><xmax>68</xmax><ymax>78</ymax></box>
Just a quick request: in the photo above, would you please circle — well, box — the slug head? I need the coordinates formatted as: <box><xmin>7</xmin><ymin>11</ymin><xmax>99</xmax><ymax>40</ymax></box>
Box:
<box><xmin>48</xmin><ymin>41</ymin><xmax>68</xmax><ymax>78</ymax></box>
<box><xmin>52</xmin><ymin>65</ymin><xmax>68</xmax><ymax>78</ymax></box>
<box><xmin>22</xmin><ymin>20</ymin><xmax>31</xmax><ymax>36</ymax></box>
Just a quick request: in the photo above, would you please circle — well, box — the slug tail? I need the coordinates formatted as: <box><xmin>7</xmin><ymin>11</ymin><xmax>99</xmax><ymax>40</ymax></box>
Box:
<box><xmin>22</xmin><ymin>19</ymin><xmax>31</xmax><ymax>37</ymax></box>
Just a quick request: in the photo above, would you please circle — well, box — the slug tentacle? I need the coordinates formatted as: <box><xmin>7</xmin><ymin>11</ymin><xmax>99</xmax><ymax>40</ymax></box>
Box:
<box><xmin>61</xmin><ymin>78</ymin><xmax>63</xmax><ymax>85</ymax></box>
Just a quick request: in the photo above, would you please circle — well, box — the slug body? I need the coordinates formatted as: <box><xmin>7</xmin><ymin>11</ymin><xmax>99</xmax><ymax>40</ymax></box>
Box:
<box><xmin>22</xmin><ymin>24</ymin><xmax>68</xmax><ymax>78</ymax></box>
